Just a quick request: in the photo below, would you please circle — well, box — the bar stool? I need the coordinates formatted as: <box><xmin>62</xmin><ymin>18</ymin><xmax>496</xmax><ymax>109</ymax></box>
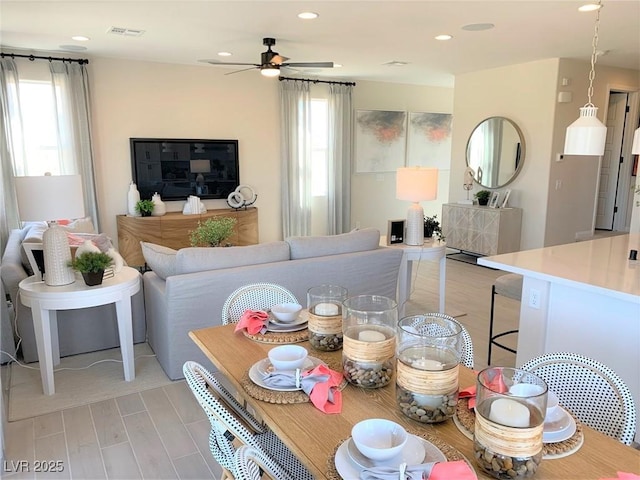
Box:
<box><xmin>487</xmin><ymin>273</ymin><xmax>523</xmax><ymax>365</ymax></box>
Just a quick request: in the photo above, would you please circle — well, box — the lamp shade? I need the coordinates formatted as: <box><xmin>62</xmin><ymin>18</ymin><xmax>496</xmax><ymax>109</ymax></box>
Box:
<box><xmin>564</xmin><ymin>106</ymin><xmax>607</xmax><ymax>156</ymax></box>
<box><xmin>15</xmin><ymin>175</ymin><xmax>85</xmax><ymax>221</ymax></box>
<box><xmin>632</xmin><ymin>127</ymin><xmax>640</xmax><ymax>155</ymax></box>
<box><xmin>190</xmin><ymin>160</ymin><xmax>211</xmax><ymax>173</ymax></box>
<box><xmin>396</xmin><ymin>167</ymin><xmax>438</xmax><ymax>202</ymax></box>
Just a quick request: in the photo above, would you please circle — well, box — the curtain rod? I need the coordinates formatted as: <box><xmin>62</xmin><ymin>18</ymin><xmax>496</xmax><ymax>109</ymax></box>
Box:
<box><xmin>279</xmin><ymin>76</ymin><xmax>355</xmax><ymax>86</ymax></box>
<box><xmin>0</xmin><ymin>53</ymin><xmax>89</xmax><ymax>65</ymax></box>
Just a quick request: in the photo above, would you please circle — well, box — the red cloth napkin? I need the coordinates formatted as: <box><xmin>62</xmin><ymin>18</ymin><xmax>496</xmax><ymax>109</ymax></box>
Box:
<box><xmin>430</xmin><ymin>460</ymin><xmax>477</xmax><ymax>479</ymax></box>
<box><xmin>234</xmin><ymin>310</ymin><xmax>269</xmax><ymax>335</ymax></box>
<box><xmin>599</xmin><ymin>474</ymin><xmax>640</xmax><ymax>480</ymax></box>
<box><xmin>460</xmin><ymin>369</ymin><xmax>508</xmax><ymax>409</ymax></box>
<box><xmin>302</xmin><ymin>364</ymin><xmax>343</xmax><ymax>414</ymax></box>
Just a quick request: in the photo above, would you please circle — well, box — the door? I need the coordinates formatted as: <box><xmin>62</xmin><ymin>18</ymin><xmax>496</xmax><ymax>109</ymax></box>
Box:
<box><xmin>596</xmin><ymin>93</ymin><xmax>628</xmax><ymax>229</ymax></box>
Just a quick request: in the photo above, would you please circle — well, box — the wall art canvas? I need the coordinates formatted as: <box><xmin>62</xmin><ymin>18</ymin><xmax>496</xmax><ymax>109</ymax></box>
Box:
<box><xmin>406</xmin><ymin>112</ymin><xmax>453</xmax><ymax>169</ymax></box>
<box><xmin>355</xmin><ymin>110</ymin><xmax>407</xmax><ymax>173</ymax></box>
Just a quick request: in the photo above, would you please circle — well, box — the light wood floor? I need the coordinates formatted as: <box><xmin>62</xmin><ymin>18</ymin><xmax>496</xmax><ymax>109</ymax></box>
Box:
<box><xmin>2</xmin><ymin>257</ymin><xmax>520</xmax><ymax>480</ymax></box>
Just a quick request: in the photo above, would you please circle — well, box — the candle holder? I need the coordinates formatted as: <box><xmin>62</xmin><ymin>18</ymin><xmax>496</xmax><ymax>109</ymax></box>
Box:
<box><xmin>396</xmin><ymin>313</ymin><xmax>462</xmax><ymax>423</ymax></box>
<box><xmin>474</xmin><ymin>367</ymin><xmax>548</xmax><ymax>479</ymax></box>
<box><xmin>342</xmin><ymin>295</ymin><xmax>397</xmax><ymax>389</ymax></box>
<box><xmin>307</xmin><ymin>285</ymin><xmax>348</xmax><ymax>352</ymax></box>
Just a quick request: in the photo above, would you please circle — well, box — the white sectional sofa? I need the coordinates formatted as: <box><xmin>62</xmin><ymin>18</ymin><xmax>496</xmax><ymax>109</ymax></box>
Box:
<box><xmin>141</xmin><ymin>228</ymin><xmax>403</xmax><ymax>380</ymax></box>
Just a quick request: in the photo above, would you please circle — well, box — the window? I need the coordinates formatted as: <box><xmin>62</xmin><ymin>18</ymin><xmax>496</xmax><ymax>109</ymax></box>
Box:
<box><xmin>15</xmin><ymin>81</ymin><xmax>60</xmax><ymax>176</ymax></box>
<box><xmin>310</xmin><ymin>98</ymin><xmax>328</xmax><ymax>197</ymax></box>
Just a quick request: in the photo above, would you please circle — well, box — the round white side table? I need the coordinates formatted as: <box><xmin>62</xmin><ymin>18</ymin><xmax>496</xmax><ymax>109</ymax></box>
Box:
<box><xmin>19</xmin><ymin>266</ymin><xmax>141</xmax><ymax>395</ymax></box>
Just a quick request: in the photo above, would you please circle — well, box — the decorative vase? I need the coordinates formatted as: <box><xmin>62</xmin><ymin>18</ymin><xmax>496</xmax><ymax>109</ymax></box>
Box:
<box><xmin>82</xmin><ymin>270</ymin><xmax>104</xmax><ymax>286</ymax></box>
<box><xmin>127</xmin><ymin>183</ymin><xmax>141</xmax><ymax>216</ymax></box>
<box><xmin>151</xmin><ymin>192</ymin><xmax>166</xmax><ymax>216</ymax></box>
<box><xmin>75</xmin><ymin>240</ymin><xmax>100</xmax><ymax>259</ymax></box>
<box><xmin>106</xmin><ymin>247</ymin><xmax>124</xmax><ymax>274</ymax></box>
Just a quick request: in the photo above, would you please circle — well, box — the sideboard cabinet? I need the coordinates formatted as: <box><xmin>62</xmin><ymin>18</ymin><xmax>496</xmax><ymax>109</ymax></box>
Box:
<box><xmin>441</xmin><ymin>203</ymin><xmax>522</xmax><ymax>256</ymax></box>
<box><xmin>117</xmin><ymin>207</ymin><xmax>258</xmax><ymax>266</ymax></box>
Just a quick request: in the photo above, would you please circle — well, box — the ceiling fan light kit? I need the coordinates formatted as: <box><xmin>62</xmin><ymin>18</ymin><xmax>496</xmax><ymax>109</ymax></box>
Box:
<box><xmin>201</xmin><ymin>37</ymin><xmax>334</xmax><ymax>76</ymax></box>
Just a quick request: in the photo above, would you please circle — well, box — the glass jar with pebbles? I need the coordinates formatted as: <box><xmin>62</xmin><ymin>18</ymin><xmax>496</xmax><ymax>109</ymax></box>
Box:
<box><xmin>342</xmin><ymin>295</ymin><xmax>397</xmax><ymax>389</ymax></box>
<box><xmin>396</xmin><ymin>313</ymin><xmax>462</xmax><ymax>423</ymax></box>
<box><xmin>307</xmin><ymin>285</ymin><xmax>348</xmax><ymax>352</ymax></box>
<box><xmin>474</xmin><ymin>367</ymin><xmax>548</xmax><ymax>479</ymax></box>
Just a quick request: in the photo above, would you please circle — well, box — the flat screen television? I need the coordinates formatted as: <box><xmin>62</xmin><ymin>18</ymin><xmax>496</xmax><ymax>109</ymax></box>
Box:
<box><xmin>130</xmin><ymin>138</ymin><xmax>239</xmax><ymax>201</ymax></box>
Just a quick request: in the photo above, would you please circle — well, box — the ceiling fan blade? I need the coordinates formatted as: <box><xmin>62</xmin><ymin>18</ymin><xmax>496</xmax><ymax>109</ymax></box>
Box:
<box><xmin>225</xmin><ymin>66</ymin><xmax>259</xmax><ymax>75</ymax></box>
<box><xmin>199</xmin><ymin>60</ymin><xmax>261</xmax><ymax>66</ymax></box>
<box><xmin>282</xmin><ymin>62</ymin><xmax>334</xmax><ymax>68</ymax></box>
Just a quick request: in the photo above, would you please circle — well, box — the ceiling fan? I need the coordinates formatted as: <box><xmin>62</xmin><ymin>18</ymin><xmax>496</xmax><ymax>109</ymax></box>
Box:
<box><xmin>200</xmin><ymin>37</ymin><xmax>334</xmax><ymax>77</ymax></box>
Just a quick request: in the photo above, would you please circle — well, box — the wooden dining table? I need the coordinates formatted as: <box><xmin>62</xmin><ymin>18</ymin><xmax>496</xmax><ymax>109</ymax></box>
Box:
<box><xmin>189</xmin><ymin>324</ymin><xmax>640</xmax><ymax>479</ymax></box>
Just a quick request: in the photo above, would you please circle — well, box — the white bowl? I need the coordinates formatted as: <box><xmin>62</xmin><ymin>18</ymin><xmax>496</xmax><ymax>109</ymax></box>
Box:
<box><xmin>351</xmin><ymin>419</ymin><xmax>408</xmax><ymax>461</ymax></box>
<box><xmin>271</xmin><ymin>303</ymin><xmax>302</xmax><ymax>323</ymax></box>
<box><xmin>268</xmin><ymin>345</ymin><xmax>308</xmax><ymax>371</ymax></box>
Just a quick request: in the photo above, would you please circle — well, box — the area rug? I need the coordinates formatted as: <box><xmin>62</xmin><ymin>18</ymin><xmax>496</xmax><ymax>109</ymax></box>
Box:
<box><xmin>8</xmin><ymin>343</ymin><xmax>175</xmax><ymax>421</ymax></box>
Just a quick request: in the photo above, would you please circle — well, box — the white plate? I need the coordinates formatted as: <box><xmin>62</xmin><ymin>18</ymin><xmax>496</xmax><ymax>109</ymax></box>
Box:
<box><xmin>248</xmin><ymin>356</ymin><xmax>325</xmax><ymax>392</ymax></box>
<box><xmin>266</xmin><ymin>321</ymin><xmax>308</xmax><ymax>333</ymax></box>
<box><xmin>268</xmin><ymin>310</ymin><xmax>309</xmax><ymax>327</ymax></box>
<box><xmin>543</xmin><ymin>407</ymin><xmax>577</xmax><ymax>443</ymax></box>
<box><xmin>335</xmin><ymin>435</ymin><xmax>446</xmax><ymax>479</ymax></box>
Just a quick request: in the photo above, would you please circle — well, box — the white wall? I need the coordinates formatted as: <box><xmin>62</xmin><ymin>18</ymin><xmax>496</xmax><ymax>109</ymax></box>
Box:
<box><xmin>451</xmin><ymin>59</ymin><xmax>559</xmax><ymax>250</ymax></box>
<box><xmin>351</xmin><ymin>81</ymin><xmax>454</xmax><ymax>236</ymax></box>
<box><xmin>88</xmin><ymin>57</ymin><xmax>453</xmax><ymax>245</ymax></box>
<box><xmin>451</xmin><ymin>58</ymin><xmax>640</xmax><ymax>250</ymax></box>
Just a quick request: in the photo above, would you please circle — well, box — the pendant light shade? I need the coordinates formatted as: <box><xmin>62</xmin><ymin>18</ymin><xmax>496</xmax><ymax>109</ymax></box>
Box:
<box><xmin>632</xmin><ymin>127</ymin><xmax>640</xmax><ymax>155</ymax></box>
<box><xmin>564</xmin><ymin>106</ymin><xmax>607</xmax><ymax>155</ymax></box>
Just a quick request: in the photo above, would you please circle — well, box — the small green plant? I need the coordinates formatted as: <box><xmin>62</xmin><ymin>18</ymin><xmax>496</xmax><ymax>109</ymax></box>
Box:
<box><xmin>135</xmin><ymin>199</ymin><xmax>154</xmax><ymax>216</ymax></box>
<box><xmin>189</xmin><ymin>217</ymin><xmax>237</xmax><ymax>247</ymax></box>
<box><xmin>474</xmin><ymin>190</ymin><xmax>491</xmax><ymax>205</ymax></box>
<box><xmin>68</xmin><ymin>252</ymin><xmax>113</xmax><ymax>273</ymax></box>
<box><xmin>424</xmin><ymin>214</ymin><xmax>442</xmax><ymax>239</ymax></box>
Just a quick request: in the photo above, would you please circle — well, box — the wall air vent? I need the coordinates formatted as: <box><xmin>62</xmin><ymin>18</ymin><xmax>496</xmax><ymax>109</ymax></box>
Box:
<box><xmin>107</xmin><ymin>27</ymin><xmax>145</xmax><ymax>37</ymax></box>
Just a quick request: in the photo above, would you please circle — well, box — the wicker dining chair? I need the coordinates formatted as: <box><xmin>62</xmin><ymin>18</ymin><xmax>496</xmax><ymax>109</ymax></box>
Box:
<box><xmin>222</xmin><ymin>282</ymin><xmax>299</xmax><ymax>325</ymax></box>
<box><xmin>183</xmin><ymin>361</ymin><xmax>313</xmax><ymax>480</ymax></box>
<box><xmin>234</xmin><ymin>445</ymin><xmax>291</xmax><ymax>480</ymax></box>
<box><xmin>520</xmin><ymin>352</ymin><xmax>637</xmax><ymax>446</ymax></box>
<box><xmin>455</xmin><ymin>320</ymin><xmax>475</xmax><ymax>370</ymax></box>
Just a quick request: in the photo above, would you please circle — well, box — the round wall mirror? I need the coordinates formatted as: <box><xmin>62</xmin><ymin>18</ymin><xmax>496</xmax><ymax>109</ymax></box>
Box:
<box><xmin>466</xmin><ymin>117</ymin><xmax>525</xmax><ymax>189</ymax></box>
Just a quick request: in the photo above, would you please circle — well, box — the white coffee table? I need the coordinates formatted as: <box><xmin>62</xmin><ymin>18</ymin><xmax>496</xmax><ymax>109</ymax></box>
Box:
<box><xmin>381</xmin><ymin>237</ymin><xmax>446</xmax><ymax>316</ymax></box>
<box><xmin>19</xmin><ymin>266</ymin><xmax>141</xmax><ymax>395</ymax></box>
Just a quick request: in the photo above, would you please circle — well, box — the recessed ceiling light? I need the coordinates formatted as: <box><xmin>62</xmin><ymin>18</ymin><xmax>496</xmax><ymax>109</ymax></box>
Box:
<box><xmin>435</xmin><ymin>34</ymin><xmax>453</xmax><ymax>41</ymax></box>
<box><xmin>461</xmin><ymin>23</ymin><xmax>495</xmax><ymax>31</ymax></box>
<box><xmin>59</xmin><ymin>45</ymin><xmax>87</xmax><ymax>51</ymax></box>
<box><xmin>578</xmin><ymin>3</ymin><xmax>602</xmax><ymax>12</ymax></box>
<box><xmin>383</xmin><ymin>61</ymin><xmax>408</xmax><ymax>67</ymax></box>
<box><xmin>71</xmin><ymin>35</ymin><xmax>90</xmax><ymax>42</ymax></box>
<box><xmin>218</xmin><ymin>52</ymin><xmax>232</xmax><ymax>57</ymax></box>
<box><xmin>298</xmin><ymin>12</ymin><xmax>319</xmax><ymax>20</ymax></box>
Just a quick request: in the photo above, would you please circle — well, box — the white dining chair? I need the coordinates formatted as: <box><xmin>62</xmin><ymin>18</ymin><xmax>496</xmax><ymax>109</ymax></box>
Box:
<box><xmin>182</xmin><ymin>361</ymin><xmax>313</xmax><ymax>480</ymax></box>
<box><xmin>520</xmin><ymin>352</ymin><xmax>637</xmax><ymax>446</ymax></box>
<box><xmin>455</xmin><ymin>320</ymin><xmax>475</xmax><ymax>369</ymax></box>
<box><xmin>221</xmin><ymin>282</ymin><xmax>298</xmax><ymax>325</ymax></box>
<box><xmin>234</xmin><ymin>445</ymin><xmax>291</xmax><ymax>480</ymax></box>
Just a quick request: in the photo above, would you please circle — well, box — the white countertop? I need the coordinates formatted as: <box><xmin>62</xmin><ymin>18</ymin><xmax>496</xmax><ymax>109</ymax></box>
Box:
<box><xmin>478</xmin><ymin>233</ymin><xmax>640</xmax><ymax>303</ymax></box>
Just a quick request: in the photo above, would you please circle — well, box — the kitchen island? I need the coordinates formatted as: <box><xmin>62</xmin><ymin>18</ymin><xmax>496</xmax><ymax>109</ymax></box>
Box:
<box><xmin>478</xmin><ymin>233</ymin><xmax>640</xmax><ymax>442</ymax></box>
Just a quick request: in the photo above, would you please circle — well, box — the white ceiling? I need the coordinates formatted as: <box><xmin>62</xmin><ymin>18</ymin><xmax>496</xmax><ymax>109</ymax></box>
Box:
<box><xmin>1</xmin><ymin>1</ymin><xmax>639</xmax><ymax>87</ymax></box>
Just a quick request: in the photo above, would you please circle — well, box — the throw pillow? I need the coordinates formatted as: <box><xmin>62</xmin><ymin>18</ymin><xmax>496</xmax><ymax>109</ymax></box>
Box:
<box><xmin>140</xmin><ymin>242</ymin><xmax>177</xmax><ymax>280</ymax></box>
<box><xmin>286</xmin><ymin>228</ymin><xmax>380</xmax><ymax>260</ymax></box>
<box><xmin>175</xmin><ymin>241</ymin><xmax>290</xmax><ymax>275</ymax></box>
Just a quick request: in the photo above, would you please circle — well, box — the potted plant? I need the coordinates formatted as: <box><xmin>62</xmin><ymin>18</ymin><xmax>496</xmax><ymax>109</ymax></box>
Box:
<box><xmin>189</xmin><ymin>217</ymin><xmax>237</xmax><ymax>247</ymax></box>
<box><xmin>475</xmin><ymin>190</ymin><xmax>491</xmax><ymax>206</ymax></box>
<box><xmin>423</xmin><ymin>214</ymin><xmax>442</xmax><ymax>239</ymax></box>
<box><xmin>135</xmin><ymin>199</ymin><xmax>154</xmax><ymax>217</ymax></box>
<box><xmin>68</xmin><ymin>251</ymin><xmax>113</xmax><ymax>286</ymax></box>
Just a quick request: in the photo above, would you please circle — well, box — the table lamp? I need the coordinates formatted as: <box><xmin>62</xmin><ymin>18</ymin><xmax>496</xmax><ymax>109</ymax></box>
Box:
<box><xmin>396</xmin><ymin>167</ymin><xmax>438</xmax><ymax>246</ymax></box>
<box><xmin>15</xmin><ymin>174</ymin><xmax>85</xmax><ymax>286</ymax></box>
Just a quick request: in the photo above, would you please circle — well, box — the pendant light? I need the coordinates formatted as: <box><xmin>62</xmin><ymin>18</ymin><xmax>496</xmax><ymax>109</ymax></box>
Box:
<box><xmin>564</xmin><ymin>1</ymin><xmax>607</xmax><ymax>156</ymax></box>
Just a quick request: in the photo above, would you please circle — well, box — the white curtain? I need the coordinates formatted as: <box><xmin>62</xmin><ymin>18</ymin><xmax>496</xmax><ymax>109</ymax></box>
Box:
<box><xmin>49</xmin><ymin>62</ymin><xmax>100</xmax><ymax>231</ymax></box>
<box><xmin>280</xmin><ymin>80</ymin><xmax>311</xmax><ymax>237</ymax></box>
<box><xmin>0</xmin><ymin>58</ymin><xmax>23</xmax><ymax>252</ymax></box>
<box><xmin>327</xmin><ymin>84</ymin><xmax>353</xmax><ymax>234</ymax></box>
